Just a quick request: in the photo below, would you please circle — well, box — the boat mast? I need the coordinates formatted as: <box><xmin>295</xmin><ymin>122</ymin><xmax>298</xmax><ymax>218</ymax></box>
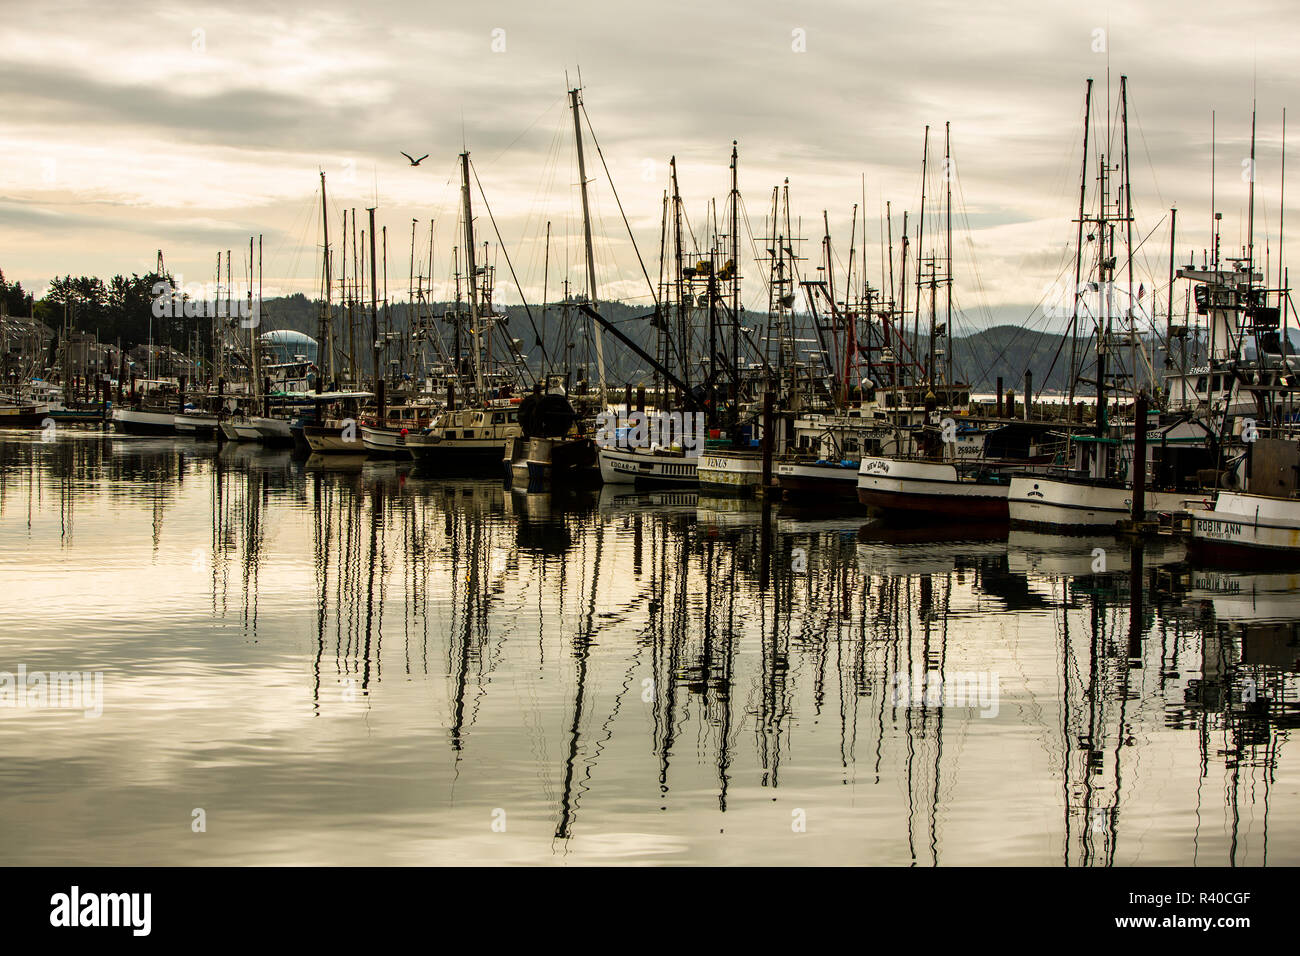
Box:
<box><xmin>569</xmin><ymin>86</ymin><xmax>606</xmax><ymax>406</ymax></box>
<box><xmin>730</xmin><ymin>141</ymin><xmax>740</xmax><ymax>422</ymax></box>
<box><xmin>671</xmin><ymin>157</ymin><xmax>688</xmax><ymax>395</ymax></box>
<box><xmin>1068</xmin><ymin>79</ymin><xmax>1094</xmax><ymax>407</ymax></box>
<box><xmin>368</xmin><ymin>207</ymin><xmax>380</xmax><ymax>393</ymax></box>
<box><xmin>542</xmin><ymin>219</ymin><xmax>551</xmax><ymax>390</ymax></box>
<box><xmin>1120</xmin><ymin>76</ymin><xmax>1137</xmax><ymax>396</ymax></box>
<box><xmin>945</xmin><ymin>121</ymin><xmax>953</xmax><ymax>392</ymax></box>
<box><xmin>319</xmin><ymin>171</ymin><xmax>335</xmax><ymax>386</ymax></box>
<box><xmin>1248</xmin><ymin>102</ymin><xmax>1257</xmax><ymax>288</ymax></box>
<box><xmin>884</xmin><ymin>201</ymin><xmax>895</xmax><ymax>389</ymax></box>
<box><xmin>408</xmin><ymin>218</ymin><xmax>417</xmax><ymax>385</ymax></box>
<box><xmin>916</xmin><ymin>125</ymin><xmax>929</xmax><ymax>384</ymax></box>
<box><xmin>459</xmin><ymin>151</ymin><xmax>485</xmax><ymax>399</ymax></box>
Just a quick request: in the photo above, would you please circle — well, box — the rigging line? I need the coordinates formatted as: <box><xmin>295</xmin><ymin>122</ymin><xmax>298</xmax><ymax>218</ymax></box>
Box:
<box><xmin>469</xmin><ymin>160</ymin><xmax>547</xmax><ymax>382</ymax></box>
<box><xmin>972</xmin><ymin>253</ymin><xmax>1079</xmax><ymax>389</ymax></box>
<box><xmin>579</xmin><ymin>101</ymin><xmax>659</xmax><ymax>308</ymax></box>
<box><xmin>480</xmin><ymin>94</ymin><xmax>566</xmax><ymax>170</ymax></box>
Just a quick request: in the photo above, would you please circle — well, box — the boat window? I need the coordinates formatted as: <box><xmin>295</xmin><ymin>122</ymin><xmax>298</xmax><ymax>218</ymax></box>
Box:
<box><xmin>492</xmin><ymin>412</ymin><xmax>504</xmax><ymax>424</ymax></box>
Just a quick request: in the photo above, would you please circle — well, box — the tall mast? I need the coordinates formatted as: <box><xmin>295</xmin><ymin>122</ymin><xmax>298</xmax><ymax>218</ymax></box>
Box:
<box><xmin>730</xmin><ymin>141</ymin><xmax>740</xmax><ymax>418</ymax></box>
<box><xmin>257</xmin><ymin>235</ymin><xmax>263</xmax><ymax>407</ymax></box>
<box><xmin>249</xmin><ymin>236</ymin><xmax>259</xmax><ymax>404</ymax></box>
<box><xmin>886</xmin><ymin>201</ymin><xmax>895</xmax><ymax>388</ymax></box>
<box><xmin>671</xmin><ymin>156</ymin><xmax>687</xmax><ymax>393</ymax></box>
<box><xmin>225</xmin><ymin>250</ymin><xmax>231</xmax><ymax>384</ymax></box>
<box><xmin>1120</xmin><ymin>76</ymin><xmax>1137</xmax><ymax>395</ymax></box>
<box><xmin>1167</xmin><ymin>206</ymin><xmax>1179</xmax><ymax>372</ymax></box>
<box><xmin>1068</xmin><ymin>79</ymin><xmax>1093</xmax><ymax>406</ymax></box>
<box><xmin>899</xmin><ymin>210</ymin><xmax>909</xmax><ymax>366</ymax></box>
<box><xmin>1248</xmin><ymin>102</ymin><xmax>1257</xmax><ymax>283</ymax></box>
<box><xmin>542</xmin><ymin>219</ymin><xmax>551</xmax><ymax>388</ymax></box>
<box><xmin>368</xmin><ymin>207</ymin><xmax>379</xmax><ymax>388</ymax></box>
<box><xmin>382</xmin><ymin>224</ymin><xmax>390</xmax><ymax>380</ymax></box>
<box><xmin>944</xmin><ymin>123</ymin><xmax>953</xmax><ymax>390</ymax></box>
<box><xmin>1280</xmin><ymin>109</ymin><xmax>1288</xmax><ymax>294</ymax></box>
<box><xmin>916</xmin><ymin>125</ymin><xmax>929</xmax><ymax>383</ymax></box>
<box><xmin>319</xmin><ymin>171</ymin><xmax>334</xmax><ymax>385</ymax></box>
<box><xmin>569</xmin><ymin>86</ymin><xmax>606</xmax><ymax>405</ymax></box>
<box><xmin>408</xmin><ymin>218</ymin><xmax>417</xmax><ymax>384</ymax></box>
<box><xmin>459</xmin><ymin>151</ymin><xmax>485</xmax><ymax>399</ymax></box>
<box><xmin>348</xmin><ymin>209</ymin><xmax>358</xmax><ymax>381</ymax></box>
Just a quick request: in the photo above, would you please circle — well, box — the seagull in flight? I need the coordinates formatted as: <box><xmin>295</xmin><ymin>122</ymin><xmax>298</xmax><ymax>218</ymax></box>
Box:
<box><xmin>401</xmin><ymin>151</ymin><xmax>429</xmax><ymax>166</ymax></box>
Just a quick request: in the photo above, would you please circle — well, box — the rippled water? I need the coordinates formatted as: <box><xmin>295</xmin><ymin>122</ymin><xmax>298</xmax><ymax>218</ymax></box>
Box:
<box><xmin>1</xmin><ymin>429</ymin><xmax>1296</xmax><ymax>865</ymax></box>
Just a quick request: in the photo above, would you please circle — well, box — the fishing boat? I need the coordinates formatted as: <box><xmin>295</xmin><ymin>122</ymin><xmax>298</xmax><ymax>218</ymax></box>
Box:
<box><xmin>220</xmin><ymin>414</ymin><xmax>264</xmax><ymax>442</ymax></box>
<box><xmin>696</xmin><ymin>447</ymin><xmax>767</xmax><ymax>496</ymax></box>
<box><xmin>299</xmin><ymin>391</ymin><xmax>373</xmax><ymax>454</ymax></box>
<box><xmin>0</xmin><ymin>399</ymin><xmax>51</xmax><ymax>429</ymax></box>
<box><xmin>858</xmin><ymin>421</ymin><xmax>1067</xmax><ymax>521</ymax></box>
<box><xmin>502</xmin><ymin>392</ymin><xmax>599</xmax><ymax>486</ymax></box>
<box><xmin>1004</xmin><ymin>77</ymin><xmax>1224</xmax><ymax>531</ymax></box>
<box><xmin>776</xmin><ymin>458</ymin><xmax>862</xmax><ymax>505</ymax></box>
<box><xmin>597</xmin><ymin>444</ymin><xmax>699</xmax><ymax>487</ymax></box>
<box><xmin>408</xmin><ymin>402</ymin><xmax>522</xmax><ymax>468</ymax></box>
<box><xmin>249</xmin><ymin>415</ymin><xmax>294</xmax><ymax>447</ymax></box>
<box><xmin>305</xmin><ymin>419</ymin><xmax>364</xmax><ymax>454</ymax></box>
<box><xmin>111</xmin><ymin>406</ymin><xmax>178</xmax><ymax>435</ymax></box>
<box><xmin>174</xmin><ymin>407</ymin><xmax>219</xmax><ymax>438</ymax></box>
<box><xmin>858</xmin><ymin>455</ymin><xmax>1015</xmax><ymax>521</ymax></box>
<box><xmin>1189</xmin><ymin>492</ymin><xmax>1300</xmax><ymax>563</ymax></box>
<box><xmin>1189</xmin><ymin>439</ymin><xmax>1300</xmax><ymax>564</ymax></box>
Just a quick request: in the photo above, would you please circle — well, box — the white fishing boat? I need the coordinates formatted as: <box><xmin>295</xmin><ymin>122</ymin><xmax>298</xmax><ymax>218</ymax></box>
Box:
<box><xmin>111</xmin><ymin>406</ymin><xmax>177</xmax><ymax>435</ymax></box>
<box><xmin>1189</xmin><ymin>492</ymin><xmax>1300</xmax><ymax>562</ymax></box>
<box><xmin>408</xmin><ymin>404</ymin><xmax>522</xmax><ymax>468</ymax></box>
<box><xmin>1188</xmin><ymin>440</ymin><xmax>1300</xmax><ymax>563</ymax></box>
<box><xmin>1007</xmin><ymin>473</ymin><xmax>1201</xmax><ymax>531</ymax></box>
<box><xmin>597</xmin><ymin>445</ymin><xmax>698</xmax><ymax>487</ymax></box>
<box><xmin>174</xmin><ymin>409</ymin><xmax>219</xmax><ymax>438</ymax></box>
<box><xmin>220</xmin><ymin>416</ymin><xmax>263</xmax><ymax>442</ymax></box>
<box><xmin>696</xmin><ymin>448</ymin><xmax>767</xmax><ymax>496</ymax></box>
<box><xmin>859</xmin><ymin>456</ymin><xmax>1015</xmax><ymax>521</ymax></box>
<box><xmin>305</xmin><ymin>419</ymin><xmax>364</xmax><ymax>454</ymax></box>
<box><xmin>250</xmin><ymin>415</ymin><xmax>294</xmax><ymax>446</ymax></box>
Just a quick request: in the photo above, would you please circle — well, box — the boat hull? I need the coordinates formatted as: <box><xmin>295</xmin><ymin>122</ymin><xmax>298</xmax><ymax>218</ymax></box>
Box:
<box><xmin>250</xmin><ymin>416</ymin><xmax>294</xmax><ymax>447</ymax></box>
<box><xmin>304</xmin><ymin>424</ymin><xmax>364</xmax><ymax>454</ymax></box>
<box><xmin>1007</xmin><ymin>476</ymin><xmax>1193</xmax><ymax>532</ymax></box>
<box><xmin>519</xmin><ymin>437</ymin><xmax>600</xmax><ymax>487</ymax></box>
<box><xmin>777</xmin><ymin>461</ymin><xmax>862</xmax><ymax>506</ymax></box>
<box><xmin>174</xmin><ymin>413</ymin><xmax>218</xmax><ymax>438</ymax></box>
<box><xmin>1189</xmin><ymin>492</ymin><xmax>1300</xmax><ymax>565</ymax></box>
<box><xmin>857</xmin><ymin>457</ymin><xmax>1009</xmax><ymax>521</ymax></box>
<box><xmin>359</xmin><ymin>424</ymin><xmax>416</xmax><ymax>459</ymax></box>
<box><xmin>111</xmin><ymin>408</ymin><xmax>177</xmax><ymax>435</ymax></box>
<box><xmin>697</xmin><ymin>450</ymin><xmax>766</xmax><ymax>497</ymax></box>
<box><xmin>597</xmin><ymin>446</ymin><xmax>698</xmax><ymax>487</ymax></box>
<box><xmin>410</xmin><ymin>438</ymin><xmax>512</xmax><ymax>470</ymax></box>
<box><xmin>220</xmin><ymin>420</ymin><xmax>263</xmax><ymax>442</ymax></box>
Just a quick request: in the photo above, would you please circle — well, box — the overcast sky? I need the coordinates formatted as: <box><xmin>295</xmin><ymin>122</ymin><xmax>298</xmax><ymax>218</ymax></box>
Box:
<box><xmin>0</xmin><ymin>0</ymin><xmax>1294</xmax><ymax>332</ymax></box>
